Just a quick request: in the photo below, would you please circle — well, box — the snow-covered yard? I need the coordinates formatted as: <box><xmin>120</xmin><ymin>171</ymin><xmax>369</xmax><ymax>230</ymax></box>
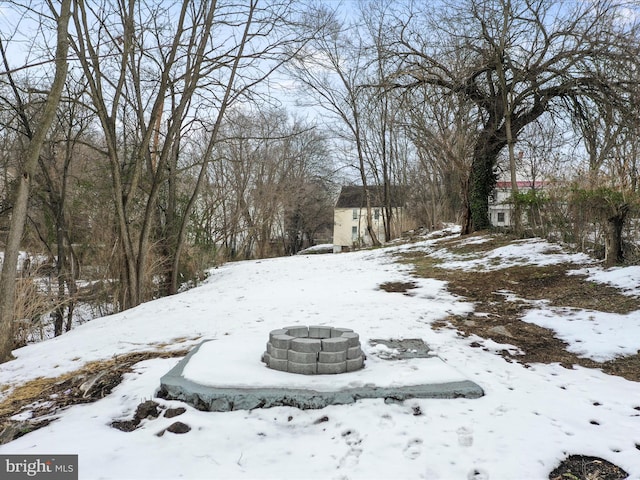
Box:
<box><xmin>0</xmin><ymin>230</ymin><xmax>639</xmax><ymax>479</ymax></box>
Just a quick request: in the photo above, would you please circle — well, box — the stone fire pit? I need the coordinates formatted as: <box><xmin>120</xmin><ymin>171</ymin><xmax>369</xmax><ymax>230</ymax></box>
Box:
<box><xmin>157</xmin><ymin>336</ymin><xmax>484</xmax><ymax>412</ymax></box>
<box><xmin>262</xmin><ymin>325</ymin><xmax>365</xmax><ymax>375</ymax></box>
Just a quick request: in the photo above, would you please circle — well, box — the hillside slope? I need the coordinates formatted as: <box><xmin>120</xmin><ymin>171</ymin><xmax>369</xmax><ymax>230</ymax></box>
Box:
<box><xmin>0</xmin><ymin>229</ymin><xmax>639</xmax><ymax>480</ymax></box>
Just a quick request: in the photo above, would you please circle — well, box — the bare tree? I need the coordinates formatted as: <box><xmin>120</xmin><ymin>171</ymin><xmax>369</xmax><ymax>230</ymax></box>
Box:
<box><xmin>205</xmin><ymin>109</ymin><xmax>333</xmax><ymax>259</ymax></box>
<box><xmin>0</xmin><ymin>0</ymin><xmax>72</xmax><ymax>363</ymax></box>
<box><xmin>512</xmin><ymin>120</ymin><xmax>571</xmax><ymax>236</ymax></box>
<box><xmin>69</xmin><ymin>0</ymin><xmax>224</xmax><ymax>307</ymax></box>
<box><xmin>31</xmin><ymin>82</ymin><xmax>97</xmax><ymax>336</ymax></box>
<box><xmin>385</xmin><ymin>0</ymin><xmax>640</xmax><ymax>234</ymax></box>
<box><xmin>287</xmin><ymin>6</ymin><xmax>381</xmax><ymax>246</ymax></box>
<box><xmin>165</xmin><ymin>0</ymin><xmax>305</xmax><ymax>292</ymax></box>
<box><xmin>403</xmin><ymin>83</ymin><xmax>477</xmax><ymax>228</ymax></box>
<box><xmin>565</xmin><ymin>43</ymin><xmax>640</xmax><ymax>266</ymax></box>
<box><xmin>69</xmin><ymin>0</ymin><xmax>303</xmax><ymax>301</ymax></box>
<box><xmin>357</xmin><ymin>4</ymin><xmax>419</xmax><ymax>241</ymax></box>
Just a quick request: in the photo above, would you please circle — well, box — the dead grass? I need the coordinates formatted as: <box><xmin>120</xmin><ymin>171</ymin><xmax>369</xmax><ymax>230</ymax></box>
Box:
<box><xmin>399</xmin><ymin>237</ymin><xmax>640</xmax><ymax>382</ymax></box>
<box><xmin>434</xmin><ymin>231</ymin><xmax>516</xmax><ymax>255</ymax></box>
<box><xmin>0</xmin><ymin>349</ymin><xmax>189</xmax><ymax>444</ymax></box>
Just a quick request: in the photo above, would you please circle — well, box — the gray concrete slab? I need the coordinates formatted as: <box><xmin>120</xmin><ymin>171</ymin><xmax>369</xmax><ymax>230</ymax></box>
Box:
<box><xmin>157</xmin><ymin>340</ymin><xmax>484</xmax><ymax>412</ymax></box>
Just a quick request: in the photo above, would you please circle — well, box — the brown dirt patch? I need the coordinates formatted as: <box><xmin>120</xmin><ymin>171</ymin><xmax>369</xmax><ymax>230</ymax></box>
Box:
<box><xmin>379</xmin><ymin>281</ymin><xmax>418</xmax><ymax>293</ymax></box>
<box><xmin>401</xmin><ymin>239</ymin><xmax>640</xmax><ymax>382</ymax></box>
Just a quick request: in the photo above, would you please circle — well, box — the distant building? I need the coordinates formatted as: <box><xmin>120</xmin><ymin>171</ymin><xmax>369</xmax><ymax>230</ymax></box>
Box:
<box><xmin>489</xmin><ymin>180</ymin><xmax>546</xmax><ymax>227</ymax></box>
<box><xmin>333</xmin><ymin>185</ymin><xmax>416</xmax><ymax>252</ymax></box>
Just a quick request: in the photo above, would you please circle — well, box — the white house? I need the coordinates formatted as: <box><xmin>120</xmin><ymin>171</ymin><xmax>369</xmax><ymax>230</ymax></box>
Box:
<box><xmin>333</xmin><ymin>185</ymin><xmax>415</xmax><ymax>252</ymax></box>
<box><xmin>489</xmin><ymin>179</ymin><xmax>546</xmax><ymax>227</ymax></box>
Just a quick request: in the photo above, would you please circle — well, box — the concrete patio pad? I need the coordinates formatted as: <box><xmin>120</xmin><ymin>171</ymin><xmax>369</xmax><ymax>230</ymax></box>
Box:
<box><xmin>157</xmin><ymin>338</ymin><xmax>484</xmax><ymax>411</ymax></box>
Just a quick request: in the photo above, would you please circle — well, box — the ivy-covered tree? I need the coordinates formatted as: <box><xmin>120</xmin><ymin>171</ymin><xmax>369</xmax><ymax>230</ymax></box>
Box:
<box><xmin>385</xmin><ymin>0</ymin><xmax>640</xmax><ymax>234</ymax></box>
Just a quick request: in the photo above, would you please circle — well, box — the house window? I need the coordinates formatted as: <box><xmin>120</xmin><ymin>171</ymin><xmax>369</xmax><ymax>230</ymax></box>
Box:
<box><xmin>351</xmin><ymin>226</ymin><xmax>358</xmax><ymax>240</ymax></box>
<box><xmin>352</xmin><ymin>209</ymin><xmax>358</xmax><ymax>220</ymax></box>
<box><xmin>374</xmin><ymin>208</ymin><xmax>380</xmax><ymax>220</ymax></box>
<box><xmin>497</xmin><ymin>212</ymin><xmax>505</xmax><ymax>223</ymax></box>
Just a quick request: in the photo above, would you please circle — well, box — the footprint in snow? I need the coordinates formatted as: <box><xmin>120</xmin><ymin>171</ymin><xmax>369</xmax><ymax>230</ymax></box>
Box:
<box><xmin>338</xmin><ymin>429</ymin><xmax>363</xmax><ymax>469</ymax></box>
<box><xmin>467</xmin><ymin>468</ymin><xmax>490</xmax><ymax>479</ymax></box>
<box><xmin>403</xmin><ymin>438</ymin><xmax>423</xmax><ymax>460</ymax></box>
<box><xmin>379</xmin><ymin>414</ymin><xmax>394</xmax><ymax>428</ymax></box>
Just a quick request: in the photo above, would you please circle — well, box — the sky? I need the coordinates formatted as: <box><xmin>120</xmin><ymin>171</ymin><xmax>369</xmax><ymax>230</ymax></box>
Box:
<box><xmin>0</xmin><ymin>227</ymin><xmax>639</xmax><ymax>479</ymax></box>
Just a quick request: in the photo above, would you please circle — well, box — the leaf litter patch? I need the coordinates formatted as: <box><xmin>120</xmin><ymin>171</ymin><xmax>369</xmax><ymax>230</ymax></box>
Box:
<box><xmin>379</xmin><ymin>281</ymin><xmax>418</xmax><ymax>293</ymax></box>
<box><xmin>549</xmin><ymin>454</ymin><xmax>628</xmax><ymax>480</ymax></box>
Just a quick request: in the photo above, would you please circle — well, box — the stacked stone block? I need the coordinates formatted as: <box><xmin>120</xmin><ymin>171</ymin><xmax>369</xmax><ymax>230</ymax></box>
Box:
<box><xmin>262</xmin><ymin>325</ymin><xmax>365</xmax><ymax>375</ymax></box>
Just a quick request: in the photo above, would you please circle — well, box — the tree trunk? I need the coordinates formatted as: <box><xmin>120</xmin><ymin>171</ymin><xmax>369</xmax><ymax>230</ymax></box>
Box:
<box><xmin>505</xmin><ymin>102</ymin><xmax>521</xmax><ymax>234</ymax></box>
<box><xmin>462</xmin><ymin>100</ymin><xmax>542</xmax><ymax>234</ymax></box>
<box><xmin>53</xmin><ymin>223</ymin><xmax>66</xmax><ymax>337</ymax></box>
<box><xmin>0</xmin><ymin>0</ymin><xmax>71</xmax><ymax>363</ymax></box>
<box><xmin>362</xmin><ymin>186</ymin><xmax>380</xmax><ymax>246</ymax></box>
<box><xmin>355</xmin><ymin>124</ymin><xmax>380</xmax><ymax>247</ymax></box>
<box><xmin>465</xmin><ymin>141</ymin><xmax>499</xmax><ymax>233</ymax></box>
<box><xmin>64</xmin><ymin>242</ymin><xmax>78</xmax><ymax>332</ymax></box>
<box><xmin>604</xmin><ymin>205</ymin><xmax>628</xmax><ymax>268</ymax></box>
<box><xmin>169</xmin><ymin>2</ymin><xmax>257</xmax><ymax>294</ymax></box>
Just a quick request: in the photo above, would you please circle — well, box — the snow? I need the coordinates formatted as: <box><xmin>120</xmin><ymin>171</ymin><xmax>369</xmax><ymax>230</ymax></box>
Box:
<box><xmin>1</xmin><ymin>232</ymin><xmax>640</xmax><ymax>479</ymax></box>
<box><xmin>571</xmin><ymin>265</ymin><xmax>640</xmax><ymax>296</ymax></box>
<box><xmin>0</xmin><ymin>251</ymin><xmax>49</xmax><ymax>271</ymax></box>
<box><xmin>296</xmin><ymin>244</ymin><xmax>334</xmax><ymax>255</ymax></box>
<box><xmin>182</xmin><ymin>339</ymin><xmax>465</xmax><ymax>390</ymax></box>
<box><xmin>432</xmin><ymin>237</ymin><xmax>592</xmax><ymax>271</ymax></box>
<box><xmin>522</xmin><ymin>307</ymin><xmax>640</xmax><ymax>362</ymax></box>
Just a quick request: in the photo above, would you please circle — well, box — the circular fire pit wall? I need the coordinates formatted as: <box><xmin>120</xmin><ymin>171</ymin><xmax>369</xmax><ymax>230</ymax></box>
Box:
<box><xmin>262</xmin><ymin>326</ymin><xmax>365</xmax><ymax>375</ymax></box>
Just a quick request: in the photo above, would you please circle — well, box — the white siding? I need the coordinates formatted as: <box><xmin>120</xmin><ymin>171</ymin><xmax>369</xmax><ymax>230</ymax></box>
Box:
<box><xmin>333</xmin><ymin>206</ymin><xmax>414</xmax><ymax>250</ymax></box>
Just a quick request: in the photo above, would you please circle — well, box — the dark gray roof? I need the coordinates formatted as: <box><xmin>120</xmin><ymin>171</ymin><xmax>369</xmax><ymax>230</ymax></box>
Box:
<box><xmin>335</xmin><ymin>185</ymin><xmax>406</xmax><ymax>208</ymax></box>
